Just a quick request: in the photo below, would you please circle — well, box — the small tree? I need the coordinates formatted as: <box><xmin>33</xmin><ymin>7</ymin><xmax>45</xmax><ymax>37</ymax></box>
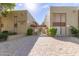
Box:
<box><xmin>0</xmin><ymin>3</ymin><xmax>16</xmax><ymax>16</ymax></box>
<box><xmin>0</xmin><ymin>3</ymin><xmax>16</xmax><ymax>31</ymax></box>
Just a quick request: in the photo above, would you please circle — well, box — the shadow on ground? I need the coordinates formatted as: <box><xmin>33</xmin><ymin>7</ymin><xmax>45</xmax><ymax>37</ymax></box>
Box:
<box><xmin>54</xmin><ymin>36</ymin><xmax>79</xmax><ymax>44</ymax></box>
<box><xmin>0</xmin><ymin>35</ymin><xmax>40</xmax><ymax>56</ymax></box>
<box><xmin>13</xmin><ymin>35</ymin><xmax>40</xmax><ymax>56</ymax></box>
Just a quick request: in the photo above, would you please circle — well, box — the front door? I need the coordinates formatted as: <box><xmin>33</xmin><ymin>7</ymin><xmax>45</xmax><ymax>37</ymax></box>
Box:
<box><xmin>53</xmin><ymin>13</ymin><xmax>66</xmax><ymax>36</ymax></box>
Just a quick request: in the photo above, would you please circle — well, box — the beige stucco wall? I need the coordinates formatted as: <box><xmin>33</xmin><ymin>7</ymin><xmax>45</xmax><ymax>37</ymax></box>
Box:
<box><xmin>0</xmin><ymin>10</ymin><xmax>34</xmax><ymax>34</ymax></box>
<box><xmin>44</xmin><ymin>7</ymin><xmax>51</xmax><ymax>28</ymax></box>
<box><xmin>50</xmin><ymin>7</ymin><xmax>78</xmax><ymax>36</ymax></box>
<box><xmin>27</xmin><ymin>11</ymin><xmax>35</xmax><ymax>28</ymax></box>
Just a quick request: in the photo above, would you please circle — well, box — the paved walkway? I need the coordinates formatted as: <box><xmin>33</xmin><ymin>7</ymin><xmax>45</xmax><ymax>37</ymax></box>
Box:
<box><xmin>0</xmin><ymin>36</ymin><xmax>79</xmax><ymax>56</ymax></box>
<box><xmin>0</xmin><ymin>36</ymin><xmax>39</xmax><ymax>56</ymax></box>
<box><xmin>29</xmin><ymin>36</ymin><xmax>79</xmax><ymax>56</ymax></box>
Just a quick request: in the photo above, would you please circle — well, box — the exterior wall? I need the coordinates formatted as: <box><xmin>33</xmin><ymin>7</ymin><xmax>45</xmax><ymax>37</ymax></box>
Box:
<box><xmin>27</xmin><ymin>11</ymin><xmax>35</xmax><ymax>28</ymax></box>
<box><xmin>44</xmin><ymin>7</ymin><xmax>51</xmax><ymax>28</ymax></box>
<box><xmin>0</xmin><ymin>10</ymin><xmax>34</xmax><ymax>34</ymax></box>
<box><xmin>50</xmin><ymin>7</ymin><xmax>78</xmax><ymax>36</ymax></box>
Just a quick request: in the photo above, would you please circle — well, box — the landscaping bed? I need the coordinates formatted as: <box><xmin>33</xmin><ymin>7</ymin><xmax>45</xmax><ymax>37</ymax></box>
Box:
<box><xmin>0</xmin><ymin>31</ymin><xmax>17</xmax><ymax>42</ymax></box>
<box><xmin>70</xmin><ymin>26</ymin><xmax>79</xmax><ymax>37</ymax></box>
<box><xmin>0</xmin><ymin>32</ymin><xmax>8</xmax><ymax>42</ymax></box>
<box><xmin>47</xmin><ymin>27</ymin><xmax>57</xmax><ymax>37</ymax></box>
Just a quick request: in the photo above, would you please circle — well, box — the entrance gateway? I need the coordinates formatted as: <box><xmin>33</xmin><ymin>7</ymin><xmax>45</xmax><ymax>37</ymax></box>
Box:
<box><xmin>52</xmin><ymin>13</ymin><xmax>66</xmax><ymax>36</ymax></box>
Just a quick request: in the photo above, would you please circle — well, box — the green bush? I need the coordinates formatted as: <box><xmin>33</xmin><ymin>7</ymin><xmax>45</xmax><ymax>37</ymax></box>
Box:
<box><xmin>2</xmin><ymin>31</ymin><xmax>8</xmax><ymax>34</ymax></box>
<box><xmin>70</xmin><ymin>26</ymin><xmax>79</xmax><ymax>37</ymax></box>
<box><xmin>47</xmin><ymin>27</ymin><xmax>57</xmax><ymax>36</ymax></box>
<box><xmin>26</xmin><ymin>28</ymin><xmax>33</xmax><ymax>35</ymax></box>
<box><xmin>70</xmin><ymin>26</ymin><xmax>78</xmax><ymax>34</ymax></box>
<box><xmin>0</xmin><ymin>32</ymin><xmax>8</xmax><ymax>41</ymax></box>
<box><xmin>2</xmin><ymin>31</ymin><xmax>17</xmax><ymax>35</ymax></box>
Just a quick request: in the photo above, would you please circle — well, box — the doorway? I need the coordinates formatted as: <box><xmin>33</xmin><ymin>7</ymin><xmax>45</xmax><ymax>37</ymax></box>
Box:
<box><xmin>53</xmin><ymin>13</ymin><xmax>66</xmax><ymax>36</ymax></box>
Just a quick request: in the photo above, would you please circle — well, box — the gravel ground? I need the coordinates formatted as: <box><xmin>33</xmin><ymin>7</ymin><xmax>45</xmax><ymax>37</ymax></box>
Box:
<box><xmin>0</xmin><ymin>36</ymin><xmax>79</xmax><ymax>56</ymax></box>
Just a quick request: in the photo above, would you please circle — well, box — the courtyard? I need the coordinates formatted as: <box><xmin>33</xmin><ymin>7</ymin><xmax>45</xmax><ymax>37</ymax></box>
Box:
<box><xmin>0</xmin><ymin>35</ymin><xmax>79</xmax><ymax>56</ymax></box>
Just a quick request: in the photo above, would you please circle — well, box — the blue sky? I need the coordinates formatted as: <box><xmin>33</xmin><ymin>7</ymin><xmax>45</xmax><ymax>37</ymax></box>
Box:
<box><xmin>15</xmin><ymin>3</ymin><xmax>79</xmax><ymax>25</ymax></box>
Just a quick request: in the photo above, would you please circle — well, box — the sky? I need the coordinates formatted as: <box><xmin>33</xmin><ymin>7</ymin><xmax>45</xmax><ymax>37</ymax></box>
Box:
<box><xmin>15</xmin><ymin>3</ymin><xmax>79</xmax><ymax>25</ymax></box>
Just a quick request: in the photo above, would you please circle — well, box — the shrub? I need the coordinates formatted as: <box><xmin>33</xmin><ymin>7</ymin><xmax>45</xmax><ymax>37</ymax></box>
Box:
<box><xmin>70</xmin><ymin>26</ymin><xmax>78</xmax><ymax>34</ymax></box>
<box><xmin>2</xmin><ymin>31</ymin><xmax>17</xmax><ymax>35</ymax></box>
<box><xmin>2</xmin><ymin>31</ymin><xmax>8</xmax><ymax>34</ymax></box>
<box><xmin>47</xmin><ymin>27</ymin><xmax>57</xmax><ymax>36</ymax></box>
<box><xmin>0</xmin><ymin>32</ymin><xmax>8</xmax><ymax>41</ymax></box>
<box><xmin>70</xmin><ymin>26</ymin><xmax>79</xmax><ymax>37</ymax></box>
<box><xmin>26</xmin><ymin>28</ymin><xmax>33</xmax><ymax>35</ymax></box>
<box><xmin>8</xmin><ymin>32</ymin><xmax>17</xmax><ymax>35</ymax></box>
